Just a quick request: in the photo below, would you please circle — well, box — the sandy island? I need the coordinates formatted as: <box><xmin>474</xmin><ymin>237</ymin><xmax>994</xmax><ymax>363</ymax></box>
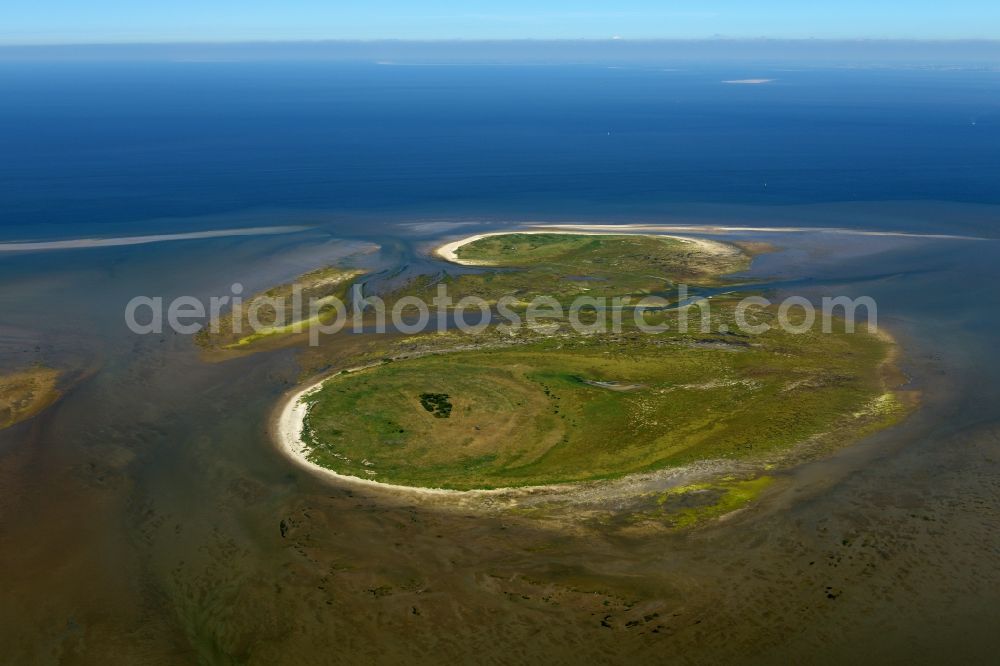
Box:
<box><xmin>271</xmin><ymin>227</ymin><xmax>913</xmax><ymax>506</ymax></box>
<box><xmin>273</xmin><ymin>228</ymin><xmax>754</xmax><ymax>502</ymax></box>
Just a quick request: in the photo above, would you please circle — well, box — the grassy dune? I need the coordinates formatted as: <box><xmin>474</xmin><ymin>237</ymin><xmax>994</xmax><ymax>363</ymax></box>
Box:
<box><xmin>455</xmin><ymin>232</ymin><xmax>747</xmax><ymax>277</ymax></box>
<box><xmin>302</xmin><ymin>308</ymin><xmax>902</xmax><ymax>490</ymax></box>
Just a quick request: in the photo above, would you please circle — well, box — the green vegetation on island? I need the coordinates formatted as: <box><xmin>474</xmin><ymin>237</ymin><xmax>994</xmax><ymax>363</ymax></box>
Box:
<box><xmin>282</xmin><ymin>231</ymin><xmax>914</xmax><ymax>528</ymax></box>
<box><xmin>455</xmin><ymin>233</ymin><xmax>748</xmax><ymax>280</ymax></box>
<box><xmin>196</xmin><ymin>266</ymin><xmax>364</xmax><ymax>351</ymax></box>
<box><xmin>398</xmin><ymin>233</ymin><xmax>753</xmax><ymax>307</ymax></box>
<box><xmin>300</xmin><ymin>304</ymin><xmax>905</xmax><ymax>490</ymax></box>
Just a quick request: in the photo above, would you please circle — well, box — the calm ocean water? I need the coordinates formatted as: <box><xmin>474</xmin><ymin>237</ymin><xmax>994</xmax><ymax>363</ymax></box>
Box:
<box><xmin>0</xmin><ymin>62</ymin><xmax>998</xmax><ymax>238</ymax></box>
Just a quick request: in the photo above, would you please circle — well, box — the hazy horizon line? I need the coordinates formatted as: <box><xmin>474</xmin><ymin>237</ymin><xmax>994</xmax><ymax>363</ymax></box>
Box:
<box><xmin>2</xmin><ymin>38</ymin><xmax>998</xmax><ymax>63</ymax></box>
<box><xmin>4</xmin><ymin>37</ymin><xmax>1000</xmax><ymax>46</ymax></box>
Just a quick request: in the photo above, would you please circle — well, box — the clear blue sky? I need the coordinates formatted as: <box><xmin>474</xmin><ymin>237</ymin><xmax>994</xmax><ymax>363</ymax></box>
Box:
<box><xmin>1</xmin><ymin>0</ymin><xmax>997</xmax><ymax>44</ymax></box>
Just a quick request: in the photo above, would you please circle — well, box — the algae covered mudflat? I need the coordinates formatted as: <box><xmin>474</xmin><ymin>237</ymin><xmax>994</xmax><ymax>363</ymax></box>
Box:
<box><xmin>0</xmin><ymin>366</ymin><xmax>61</xmax><ymax>431</ymax></box>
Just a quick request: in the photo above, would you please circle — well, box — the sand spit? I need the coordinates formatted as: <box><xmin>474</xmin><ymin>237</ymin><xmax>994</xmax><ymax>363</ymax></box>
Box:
<box><xmin>538</xmin><ymin>223</ymin><xmax>989</xmax><ymax>241</ymax></box>
<box><xmin>430</xmin><ymin>221</ymin><xmax>987</xmax><ymax>268</ymax></box>
<box><xmin>0</xmin><ymin>225</ymin><xmax>312</xmax><ymax>252</ymax></box>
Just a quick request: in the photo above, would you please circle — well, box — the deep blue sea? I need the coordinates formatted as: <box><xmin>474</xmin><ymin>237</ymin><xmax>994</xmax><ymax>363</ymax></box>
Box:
<box><xmin>1</xmin><ymin>62</ymin><xmax>998</xmax><ymax>238</ymax></box>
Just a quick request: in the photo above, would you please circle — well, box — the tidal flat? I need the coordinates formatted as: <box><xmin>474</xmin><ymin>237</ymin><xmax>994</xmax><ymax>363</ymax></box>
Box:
<box><xmin>1</xmin><ymin>211</ymin><xmax>997</xmax><ymax>663</ymax></box>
